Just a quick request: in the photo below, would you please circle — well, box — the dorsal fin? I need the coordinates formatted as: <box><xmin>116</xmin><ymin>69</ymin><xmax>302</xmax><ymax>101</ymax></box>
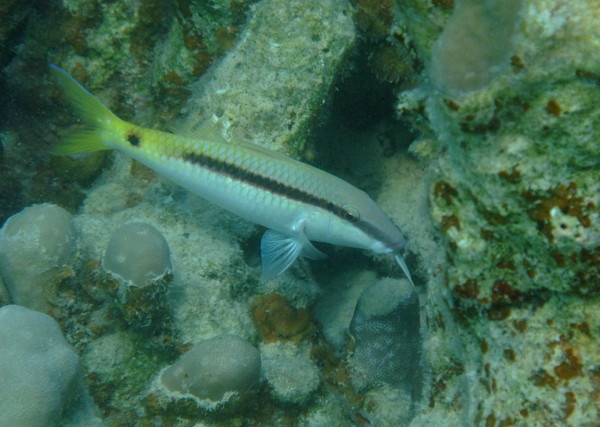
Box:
<box><xmin>166</xmin><ymin>123</ymin><xmax>229</xmax><ymax>144</ymax></box>
<box><xmin>168</xmin><ymin>123</ymin><xmax>294</xmax><ymax>162</ymax></box>
<box><xmin>234</xmin><ymin>139</ymin><xmax>292</xmax><ymax>161</ymax></box>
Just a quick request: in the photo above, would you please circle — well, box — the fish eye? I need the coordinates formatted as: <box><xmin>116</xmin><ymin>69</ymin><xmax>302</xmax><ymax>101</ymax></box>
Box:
<box><xmin>343</xmin><ymin>208</ymin><xmax>360</xmax><ymax>222</ymax></box>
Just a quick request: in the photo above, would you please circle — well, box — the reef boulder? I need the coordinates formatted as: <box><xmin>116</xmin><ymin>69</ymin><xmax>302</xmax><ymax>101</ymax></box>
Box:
<box><xmin>348</xmin><ymin>277</ymin><xmax>422</xmax><ymax>397</ymax></box>
<box><xmin>103</xmin><ymin>222</ymin><xmax>171</xmax><ymax>287</ymax></box>
<box><xmin>0</xmin><ymin>203</ymin><xmax>75</xmax><ymax>312</ymax></box>
<box><xmin>159</xmin><ymin>334</ymin><xmax>261</xmax><ymax>407</ymax></box>
<box><xmin>0</xmin><ymin>305</ymin><xmax>100</xmax><ymax>427</ymax></box>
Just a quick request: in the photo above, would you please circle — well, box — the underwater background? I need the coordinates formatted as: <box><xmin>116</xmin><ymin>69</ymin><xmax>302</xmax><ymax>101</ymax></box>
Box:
<box><xmin>0</xmin><ymin>0</ymin><xmax>599</xmax><ymax>425</ymax></box>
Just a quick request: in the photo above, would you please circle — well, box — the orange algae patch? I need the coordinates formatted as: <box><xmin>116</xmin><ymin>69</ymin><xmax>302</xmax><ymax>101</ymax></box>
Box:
<box><xmin>251</xmin><ymin>294</ymin><xmax>315</xmax><ymax>343</ymax></box>
<box><xmin>523</xmin><ymin>182</ymin><xmax>594</xmax><ymax>242</ymax></box>
<box><xmin>530</xmin><ymin>369</ymin><xmax>557</xmax><ymax>388</ymax></box>
<box><xmin>441</xmin><ymin>214</ymin><xmax>461</xmax><ymax>232</ymax></box>
<box><xmin>554</xmin><ymin>349</ymin><xmax>583</xmax><ymax>380</ymax></box>
<box><xmin>562</xmin><ymin>391</ymin><xmax>576</xmax><ymax>419</ymax></box>
<box><xmin>454</xmin><ymin>278</ymin><xmax>479</xmax><ymax>299</ymax></box>
<box><xmin>545</xmin><ymin>99</ymin><xmax>561</xmax><ymax>116</ymax></box>
<box><xmin>434</xmin><ymin>181</ymin><xmax>459</xmax><ymax>205</ymax></box>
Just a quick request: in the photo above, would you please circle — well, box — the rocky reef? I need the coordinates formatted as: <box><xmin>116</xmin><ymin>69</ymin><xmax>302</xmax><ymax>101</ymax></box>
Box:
<box><xmin>397</xmin><ymin>0</ymin><xmax>600</xmax><ymax>424</ymax></box>
<box><xmin>0</xmin><ymin>0</ymin><xmax>598</xmax><ymax>425</ymax></box>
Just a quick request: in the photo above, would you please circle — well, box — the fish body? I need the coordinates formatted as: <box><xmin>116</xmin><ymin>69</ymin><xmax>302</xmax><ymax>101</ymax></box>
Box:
<box><xmin>50</xmin><ymin>64</ymin><xmax>412</xmax><ymax>282</ymax></box>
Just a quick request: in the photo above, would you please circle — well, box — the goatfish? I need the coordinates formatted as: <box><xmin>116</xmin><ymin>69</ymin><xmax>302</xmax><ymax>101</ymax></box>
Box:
<box><xmin>50</xmin><ymin>64</ymin><xmax>413</xmax><ymax>283</ymax></box>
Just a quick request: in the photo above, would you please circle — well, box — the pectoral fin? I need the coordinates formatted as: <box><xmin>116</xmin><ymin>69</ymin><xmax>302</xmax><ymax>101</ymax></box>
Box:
<box><xmin>260</xmin><ymin>230</ymin><xmax>327</xmax><ymax>280</ymax></box>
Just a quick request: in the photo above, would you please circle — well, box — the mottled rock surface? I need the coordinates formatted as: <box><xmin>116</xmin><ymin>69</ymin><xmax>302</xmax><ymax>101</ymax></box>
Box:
<box><xmin>183</xmin><ymin>0</ymin><xmax>356</xmax><ymax>155</ymax></box>
<box><xmin>397</xmin><ymin>0</ymin><xmax>600</xmax><ymax>424</ymax></box>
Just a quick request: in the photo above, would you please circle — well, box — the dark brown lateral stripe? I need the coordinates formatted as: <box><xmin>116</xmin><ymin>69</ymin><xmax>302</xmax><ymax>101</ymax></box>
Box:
<box><xmin>183</xmin><ymin>151</ymin><xmax>349</xmax><ymax>217</ymax></box>
<box><xmin>182</xmin><ymin>151</ymin><xmax>397</xmax><ymax>249</ymax></box>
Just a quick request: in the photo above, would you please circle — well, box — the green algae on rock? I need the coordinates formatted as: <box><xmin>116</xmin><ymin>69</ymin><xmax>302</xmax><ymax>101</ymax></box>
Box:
<box><xmin>395</xmin><ymin>0</ymin><xmax>600</xmax><ymax>424</ymax></box>
<box><xmin>425</xmin><ymin>0</ymin><xmax>600</xmax><ymax>306</ymax></box>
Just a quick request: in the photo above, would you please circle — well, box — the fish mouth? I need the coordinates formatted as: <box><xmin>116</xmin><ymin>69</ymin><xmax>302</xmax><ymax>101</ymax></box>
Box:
<box><xmin>390</xmin><ymin>241</ymin><xmax>406</xmax><ymax>252</ymax></box>
<box><xmin>385</xmin><ymin>237</ymin><xmax>407</xmax><ymax>253</ymax></box>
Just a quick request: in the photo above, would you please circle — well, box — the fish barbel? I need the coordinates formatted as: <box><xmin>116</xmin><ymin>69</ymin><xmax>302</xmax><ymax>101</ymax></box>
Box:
<box><xmin>50</xmin><ymin>64</ymin><xmax>413</xmax><ymax>283</ymax></box>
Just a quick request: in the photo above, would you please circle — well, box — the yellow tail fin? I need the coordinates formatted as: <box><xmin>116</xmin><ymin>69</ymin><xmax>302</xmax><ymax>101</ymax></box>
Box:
<box><xmin>50</xmin><ymin>64</ymin><xmax>119</xmax><ymax>155</ymax></box>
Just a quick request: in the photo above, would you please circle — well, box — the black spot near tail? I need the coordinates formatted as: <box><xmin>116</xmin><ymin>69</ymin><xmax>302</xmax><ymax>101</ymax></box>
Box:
<box><xmin>127</xmin><ymin>133</ymin><xmax>141</xmax><ymax>147</ymax></box>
